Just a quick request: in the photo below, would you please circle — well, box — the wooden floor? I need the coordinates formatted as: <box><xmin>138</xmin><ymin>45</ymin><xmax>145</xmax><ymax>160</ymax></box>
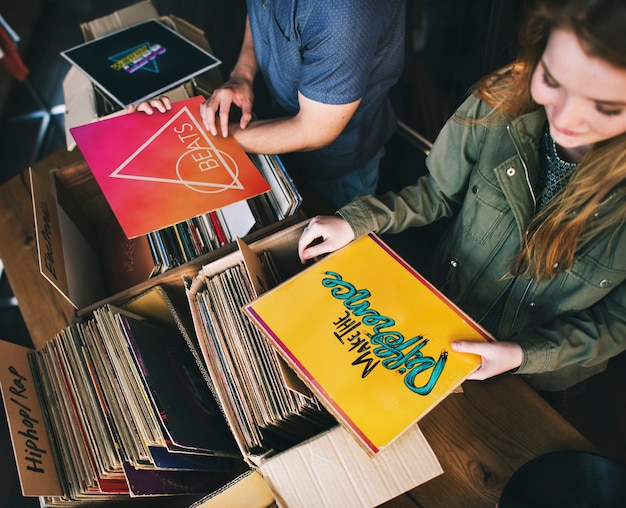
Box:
<box><xmin>0</xmin><ymin>1</ymin><xmax>625</xmax><ymax>508</ymax></box>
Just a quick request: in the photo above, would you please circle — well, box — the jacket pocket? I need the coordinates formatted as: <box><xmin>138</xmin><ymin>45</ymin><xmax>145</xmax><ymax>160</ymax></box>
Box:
<box><xmin>455</xmin><ymin>165</ymin><xmax>509</xmax><ymax>246</ymax></box>
<box><xmin>554</xmin><ymin>251</ymin><xmax>626</xmax><ymax>313</ymax></box>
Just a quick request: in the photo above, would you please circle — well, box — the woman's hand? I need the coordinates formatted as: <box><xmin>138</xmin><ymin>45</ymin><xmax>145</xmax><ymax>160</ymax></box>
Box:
<box><xmin>451</xmin><ymin>340</ymin><xmax>524</xmax><ymax>380</ymax></box>
<box><xmin>127</xmin><ymin>96</ymin><xmax>172</xmax><ymax>114</ymax></box>
<box><xmin>298</xmin><ymin>215</ymin><xmax>355</xmax><ymax>263</ymax></box>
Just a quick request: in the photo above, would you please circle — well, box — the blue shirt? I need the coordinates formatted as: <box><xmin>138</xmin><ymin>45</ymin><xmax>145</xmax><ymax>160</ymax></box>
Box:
<box><xmin>247</xmin><ymin>0</ymin><xmax>405</xmax><ymax>179</ymax></box>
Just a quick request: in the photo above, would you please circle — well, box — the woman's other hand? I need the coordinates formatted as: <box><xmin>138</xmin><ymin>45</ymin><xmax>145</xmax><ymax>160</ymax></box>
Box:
<box><xmin>451</xmin><ymin>340</ymin><xmax>524</xmax><ymax>380</ymax></box>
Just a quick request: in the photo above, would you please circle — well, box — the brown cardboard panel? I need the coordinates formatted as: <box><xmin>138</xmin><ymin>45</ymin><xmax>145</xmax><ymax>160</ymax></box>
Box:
<box><xmin>30</xmin><ymin>166</ymin><xmax>71</xmax><ymax>306</ymax></box>
<box><xmin>259</xmin><ymin>425</ymin><xmax>442</xmax><ymax>508</ymax></box>
<box><xmin>30</xmin><ymin>166</ymin><xmax>108</xmax><ymax>309</ymax></box>
<box><xmin>80</xmin><ymin>0</ymin><xmax>160</xmax><ymax>41</ymax></box>
<box><xmin>0</xmin><ymin>340</ymin><xmax>63</xmax><ymax>496</ymax></box>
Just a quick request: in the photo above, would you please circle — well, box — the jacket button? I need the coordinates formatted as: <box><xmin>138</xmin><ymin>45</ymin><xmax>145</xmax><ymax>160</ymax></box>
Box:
<box><xmin>599</xmin><ymin>279</ymin><xmax>613</xmax><ymax>289</ymax></box>
<box><xmin>506</xmin><ymin>167</ymin><xmax>516</xmax><ymax>176</ymax></box>
<box><xmin>471</xmin><ymin>185</ymin><xmax>478</xmax><ymax>194</ymax></box>
<box><xmin>450</xmin><ymin>259</ymin><xmax>458</xmax><ymax>268</ymax></box>
<box><xmin>529</xmin><ymin>302</ymin><xmax>536</xmax><ymax>308</ymax></box>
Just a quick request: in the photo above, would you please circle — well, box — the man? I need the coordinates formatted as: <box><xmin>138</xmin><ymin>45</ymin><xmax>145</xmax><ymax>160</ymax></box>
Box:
<box><xmin>200</xmin><ymin>0</ymin><xmax>406</xmax><ymax>207</ymax></box>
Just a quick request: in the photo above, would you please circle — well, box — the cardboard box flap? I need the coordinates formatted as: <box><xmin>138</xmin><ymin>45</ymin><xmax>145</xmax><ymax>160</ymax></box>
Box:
<box><xmin>63</xmin><ymin>66</ymin><xmax>98</xmax><ymax>151</ymax></box>
<box><xmin>259</xmin><ymin>424</ymin><xmax>442</xmax><ymax>508</ymax></box>
<box><xmin>0</xmin><ymin>340</ymin><xmax>64</xmax><ymax>497</ymax></box>
<box><xmin>80</xmin><ymin>0</ymin><xmax>160</xmax><ymax>41</ymax></box>
<box><xmin>30</xmin><ymin>166</ymin><xmax>107</xmax><ymax>309</ymax></box>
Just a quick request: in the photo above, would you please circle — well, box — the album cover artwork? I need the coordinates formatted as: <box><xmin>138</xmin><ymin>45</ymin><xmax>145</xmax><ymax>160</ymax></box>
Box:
<box><xmin>70</xmin><ymin>96</ymin><xmax>271</xmax><ymax>238</ymax></box>
<box><xmin>245</xmin><ymin>234</ymin><xmax>493</xmax><ymax>455</ymax></box>
<box><xmin>62</xmin><ymin>19</ymin><xmax>221</xmax><ymax>107</ymax></box>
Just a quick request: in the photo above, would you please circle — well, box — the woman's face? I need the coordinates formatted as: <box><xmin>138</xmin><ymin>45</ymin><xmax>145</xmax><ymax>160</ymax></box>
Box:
<box><xmin>531</xmin><ymin>28</ymin><xmax>626</xmax><ymax>157</ymax></box>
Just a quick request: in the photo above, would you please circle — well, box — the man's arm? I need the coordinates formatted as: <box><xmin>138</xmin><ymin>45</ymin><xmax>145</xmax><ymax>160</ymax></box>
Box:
<box><xmin>231</xmin><ymin>91</ymin><xmax>360</xmax><ymax>154</ymax></box>
<box><xmin>201</xmin><ymin>16</ymin><xmax>258</xmax><ymax>137</ymax></box>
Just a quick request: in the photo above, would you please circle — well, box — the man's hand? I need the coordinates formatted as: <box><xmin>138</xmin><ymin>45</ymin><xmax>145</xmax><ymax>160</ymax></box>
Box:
<box><xmin>200</xmin><ymin>77</ymin><xmax>254</xmax><ymax>137</ymax></box>
<box><xmin>201</xmin><ymin>15</ymin><xmax>257</xmax><ymax>138</ymax></box>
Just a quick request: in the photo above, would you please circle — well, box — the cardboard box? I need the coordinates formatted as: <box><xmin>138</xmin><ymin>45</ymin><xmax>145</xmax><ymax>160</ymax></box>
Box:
<box><xmin>30</xmin><ymin>158</ymin><xmax>155</xmax><ymax>310</ymax></box>
<box><xmin>1</xmin><ymin>224</ymin><xmax>443</xmax><ymax>508</ymax></box>
<box><xmin>40</xmin><ymin>2</ymin><xmax>302</xmax><ymax>312</ymax></box>
<box><xmin>45</xmin><ymin>0</ymin><xmax>226</xmax><ymax>309</ymax></box>
<box><xmin>0</xmin><ymin>284</ymin><xmax>275</xmax><ymax>506</ymax></box>
<box><xmin>29</xmin><ymin>149</ymin><xmax>302</xmax><ymax>318</ymax></box>
<box><xmin>186</xmin><ymin>222</ymin><xmax>443</xmax><ymax>508</ymax></box>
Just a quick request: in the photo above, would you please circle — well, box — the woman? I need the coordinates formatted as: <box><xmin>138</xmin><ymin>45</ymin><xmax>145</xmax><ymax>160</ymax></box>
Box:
<box><xmin>297</xmin><ymin>0</ymin><xmax>626</xmax><ymax>392</ymax></box>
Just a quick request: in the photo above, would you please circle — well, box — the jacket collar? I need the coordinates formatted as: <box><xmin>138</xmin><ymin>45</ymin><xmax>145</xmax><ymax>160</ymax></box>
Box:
<box><xmin>506</xmin><ymin>107</ymin><xmax>547</xmax><ymax>185</ymax></box>
<box><xmin>493</xmin><ymin>108</ymin><xmax>548</xmax><ymax>237</ymax></box>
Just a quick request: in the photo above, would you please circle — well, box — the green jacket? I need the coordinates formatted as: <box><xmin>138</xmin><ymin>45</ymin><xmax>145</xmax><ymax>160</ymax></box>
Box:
<box><xmin>339</xmin><ymin>94</ymin><xmax>626</xmax><ymax>391</ymax></box>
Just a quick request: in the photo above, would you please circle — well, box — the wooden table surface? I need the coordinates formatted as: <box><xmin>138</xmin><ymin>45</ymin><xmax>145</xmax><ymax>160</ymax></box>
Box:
<box><xmin>0</xmin><ymin>147</ymin><xmax>596</xmax><ymax>507</ymax></box>
<box><xmin>393</xmin><ymin>375</ymin><xmax>594</xmax><ymax>507</ymax></box>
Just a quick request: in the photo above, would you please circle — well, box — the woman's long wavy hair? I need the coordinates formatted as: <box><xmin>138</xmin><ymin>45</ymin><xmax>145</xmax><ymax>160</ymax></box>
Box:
<box><xmin>473</xmin><ymin>0</ymin><xmax>626</xmax><ymax>281</ymax></box>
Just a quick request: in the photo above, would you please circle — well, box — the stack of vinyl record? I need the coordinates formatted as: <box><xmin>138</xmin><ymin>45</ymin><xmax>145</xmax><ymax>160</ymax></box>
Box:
<box><xmin>189</xmin><ymin>251</ymin><xmax>336</xmax><ymax>456</ymax></box>
<box><xmin>32</xmin><ymin>304</ymin><xmax>247</xmax><ymax>504</ymax></box>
